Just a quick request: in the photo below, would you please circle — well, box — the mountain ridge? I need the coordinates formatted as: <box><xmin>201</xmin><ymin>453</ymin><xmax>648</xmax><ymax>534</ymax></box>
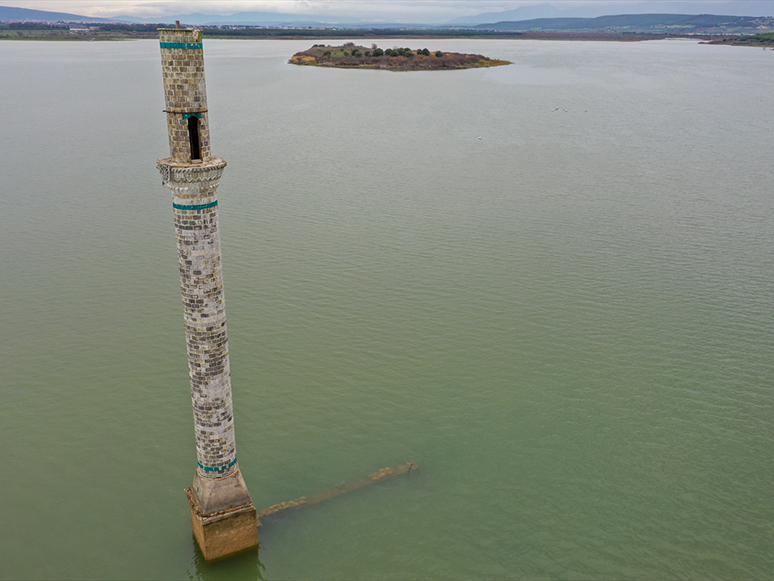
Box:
<box><xmin>0</xmin><ymin>5</ymin><xmax>356</xmax><ymax>25</ymax></box>
<box><xmin>0</xmin><ymin>5</ymin><xmax>115</xmax><ymax>22</ymax></box>
<box><xmin>449</xmin><ymin>1</ymin><xmax>774</xmax><ymax>24</ymax></box>
<box><xmin>475</xmin><ymin>13</ymin><xmax>774</xmax><ymax>33</ymax></box>
<box><xmin>2</xmin><ymin>4</ymin><xmax>772</xmax><ymax>34</ymax></box>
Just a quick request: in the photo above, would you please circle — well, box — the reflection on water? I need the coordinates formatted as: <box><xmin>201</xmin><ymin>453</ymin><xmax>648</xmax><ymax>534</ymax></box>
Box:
<box><xmin>188</xmin><ymin>542</ymin><xmax>268</xmax><ymax>581</ymax></box>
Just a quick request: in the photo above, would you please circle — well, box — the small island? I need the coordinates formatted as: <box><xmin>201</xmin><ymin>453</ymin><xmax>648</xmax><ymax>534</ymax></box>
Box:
<box><xmin>704</xmin><ymin>32</ymin><xmax>774</xmax><ymax>47</ymax></box>
<box><xmin>289</xmin><ymin>43</ymin><xmax>511</xmax><ymax>70</ymax></box>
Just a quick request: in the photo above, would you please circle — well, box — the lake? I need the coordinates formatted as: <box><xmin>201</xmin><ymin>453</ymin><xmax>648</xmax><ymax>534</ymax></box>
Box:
<box><xmin>1</xmin><ymin>37</ymin><xmax>773</xmax><ymax>580</ymax></box>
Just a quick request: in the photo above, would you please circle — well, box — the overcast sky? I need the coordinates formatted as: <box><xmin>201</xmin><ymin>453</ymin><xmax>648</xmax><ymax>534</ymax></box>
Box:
<box><xmin>7</xmin><ymin>0</ymin><xmax>774</xmax><ymax>22</ymax></box>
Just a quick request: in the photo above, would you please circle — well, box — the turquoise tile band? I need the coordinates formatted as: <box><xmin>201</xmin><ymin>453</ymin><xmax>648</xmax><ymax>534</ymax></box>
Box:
<box><xmin>160</xmin><ymin>42</ymin><xmax>203</xmax><ymax>49</ymax></box>
<box><xmin>198</xmin><ymin>458</ymin><xmax>237</xmax><ymax>472</ymax></box>
<box><xmin>173</xmin><ymin>201</ymin><xmax>218</xmax><ymax>211</ymax></box>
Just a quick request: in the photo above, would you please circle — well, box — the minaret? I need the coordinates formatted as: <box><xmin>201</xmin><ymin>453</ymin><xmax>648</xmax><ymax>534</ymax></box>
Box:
<box><xmin>156</xmin><ymin>26</ymin><xmax>258</xmax><ymax>561</ymax></box>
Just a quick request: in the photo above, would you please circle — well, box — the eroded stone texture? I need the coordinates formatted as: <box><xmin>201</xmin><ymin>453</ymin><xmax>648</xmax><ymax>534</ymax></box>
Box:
<box><xmin>156</xmin><ymin>30</ymin><xmax>256</xmax><ymax>552</ymax></box>
<box><xmin>159</xmin><ymin>28</ymin><xmax>211</xmax><ymax>161</ymax></box>
<box><xmin>185</xmin><ymin>488</ymin><xmax>259</xmax><ymax>561</ymax></box>
<box><xmin>159</xmin><ymin>160</ymin><xmax>240</xmax><ymax>477</ymax></box>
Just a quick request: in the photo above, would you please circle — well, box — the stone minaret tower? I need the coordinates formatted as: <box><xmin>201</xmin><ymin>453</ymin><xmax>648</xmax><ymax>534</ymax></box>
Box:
<box><xmin>156</xmin><ymin>26</ymin><xmax>258</xmax><ymax>561</ymax></box>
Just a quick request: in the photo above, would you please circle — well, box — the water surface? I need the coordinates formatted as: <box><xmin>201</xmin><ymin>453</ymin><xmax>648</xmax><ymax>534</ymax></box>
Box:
<box><xmin>1</xmin><ymin>38</ymin><xmax>773</xmax><ymax>580</ymax></box>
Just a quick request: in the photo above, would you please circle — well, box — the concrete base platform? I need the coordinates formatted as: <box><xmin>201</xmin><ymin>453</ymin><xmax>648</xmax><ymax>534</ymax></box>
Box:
<box><xmin>185</xmin><ymin>488</ymin><xmax>259</xmax><ymax>561</ymax></box>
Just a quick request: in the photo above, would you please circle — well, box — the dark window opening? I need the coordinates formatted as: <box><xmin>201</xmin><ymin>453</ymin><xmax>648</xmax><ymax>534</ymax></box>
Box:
<box><xmin>188</xmin><ymin>116</ymin><xmax>201</xmax><ymax>160</ymax></box>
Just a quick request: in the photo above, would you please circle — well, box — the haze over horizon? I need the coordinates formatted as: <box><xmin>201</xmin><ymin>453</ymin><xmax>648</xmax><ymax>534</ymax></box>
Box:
<box><xmin>4</xmin><ymin>0</ymin><xmax>774</xmax><ymax>24</ymax></box>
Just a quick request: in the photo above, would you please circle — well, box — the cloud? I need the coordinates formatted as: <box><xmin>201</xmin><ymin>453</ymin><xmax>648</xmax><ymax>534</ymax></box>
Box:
<box><xmin>7</xmin><ymin>0</ymin><xmax>774</xmax><ymax>21</ymax></box>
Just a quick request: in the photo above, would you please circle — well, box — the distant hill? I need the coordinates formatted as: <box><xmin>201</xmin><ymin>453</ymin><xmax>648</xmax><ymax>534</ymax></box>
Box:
<box><xmin>4</xmin><ymin>3</ymin><xmax>773</xmax><ymax>34</ymax></box>
<box><xmin>114</xmin><ymin>11</ymin><xmax>354</xmax><ymax>26</ymax></box>
<box><xmin>451</xmin><ymin>1</ymin><xmax>774</xmax><ymax>25</ymax></box>
<box><xmin>449</xmin><ymin>4</ymin><xmax>577</xmax><ymax>25</ymax></box>
<box><xmin>476</xmin><ymin>13</ymin><xmax>774</xmax><ymax>34</ymax></box>
<box><xmin>0</xmin><ymin>5</ymin><xmax>115</xmax><ymax>22</ymax></box>
<box><xmin>0</xmin><ymin>5</ymin><xmax>353</xmax><ymax>26</ymax></box>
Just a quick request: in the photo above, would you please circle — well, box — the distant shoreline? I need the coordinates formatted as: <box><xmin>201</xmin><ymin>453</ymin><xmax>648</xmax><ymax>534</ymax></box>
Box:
<box><xmin>2</xmin><ymin>26</ymin><xmax>772</xmax><ymax>46</ymax></box>
<box><xmin>703</xmin><ymin>32</ymin><xmax>774</xmax><ymax>47</ymax></box>
<box><xmin>0</xmin><ymin>27</ymin><xmax>720</xmax><ymax>43</ymax></box>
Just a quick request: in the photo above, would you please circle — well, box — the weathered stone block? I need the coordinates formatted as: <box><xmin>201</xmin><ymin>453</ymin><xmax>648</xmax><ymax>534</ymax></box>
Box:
<box><xmin>185</xmin><ymin>488</ymin><xmax>258</xmax><ymax>561</ymax></box>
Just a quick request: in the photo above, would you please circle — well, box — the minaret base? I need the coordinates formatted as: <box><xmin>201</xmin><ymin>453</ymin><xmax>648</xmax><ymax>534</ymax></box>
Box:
<box><xmin>191</xmin><ymin>468</ymin><xmax>254</xmax><ymax>514</ymax></box>
<box><xmin>184</xmin><ymin>488</ymin><xmax>259</xmax><ymax>561</ymax></box>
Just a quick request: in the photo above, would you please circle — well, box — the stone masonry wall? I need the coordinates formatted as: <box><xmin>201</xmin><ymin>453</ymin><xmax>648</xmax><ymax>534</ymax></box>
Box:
<box><xmin>159</xmin><ymin>29</ymin><xmax>211</xmax><ymax>161</ymax></box>
<box><xmin>159</xmin><ymin>160</ymin><xmax>238</xmax><ymax>479</ymax></box>
<box><xmin>158</xmin><ymin>29</ymin><xmax>237</xmax><ymax>480</ymax></box>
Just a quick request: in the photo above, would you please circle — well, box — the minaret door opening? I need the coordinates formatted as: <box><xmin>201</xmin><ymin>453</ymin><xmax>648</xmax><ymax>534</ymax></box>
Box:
<box><xmin>188</xmin><ymin>116</ymin><xmax>202</xmax><ymax>160</ymax></box>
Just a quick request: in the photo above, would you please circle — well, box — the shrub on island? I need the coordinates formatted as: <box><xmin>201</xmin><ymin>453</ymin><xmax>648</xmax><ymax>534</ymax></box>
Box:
<box><xmin>288</xmin><ymin>44</ymin><xmax>510</xmax><ymax>70</ymax></box>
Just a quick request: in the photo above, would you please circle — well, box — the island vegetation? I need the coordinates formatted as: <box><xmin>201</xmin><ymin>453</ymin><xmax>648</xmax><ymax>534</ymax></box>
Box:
<box><xmin>289</xmin><ymin>43</ymin><xmax>510</xmax><ymax>70</ymax></box>
<box><xmin>705</xmin><ymin>32</ymin><xmax>774</xmax><ymax>47</ymax></box>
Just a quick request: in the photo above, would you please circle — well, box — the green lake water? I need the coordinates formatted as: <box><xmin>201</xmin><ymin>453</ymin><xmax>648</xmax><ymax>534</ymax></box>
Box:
<box><xmin>1</xmin><ymin>38</ymin><xmax>773</xmax><ymax>580</ymax></box>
